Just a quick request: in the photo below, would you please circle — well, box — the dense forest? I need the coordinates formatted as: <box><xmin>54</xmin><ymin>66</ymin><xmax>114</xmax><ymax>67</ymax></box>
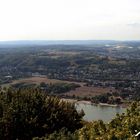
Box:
<box><xmin>0</xmin><ymin>88</ymin><xmax>84</xmax><ymax>139</ymax></box>
<box><xmin>0</xmin><ymin>88</ymin><xmax>139</xmax><ymax>140</ymax></box>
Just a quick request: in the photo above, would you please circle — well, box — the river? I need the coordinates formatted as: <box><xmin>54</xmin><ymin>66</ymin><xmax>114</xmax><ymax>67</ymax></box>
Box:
<box><xmin>76</xmin><ymin>102</ymin><xmax>126</xmax><ymax>122</ymax></box>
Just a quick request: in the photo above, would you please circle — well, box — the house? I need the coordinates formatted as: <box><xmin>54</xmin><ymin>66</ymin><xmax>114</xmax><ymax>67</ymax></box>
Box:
<box><xmin>5</xmin><ymin>75</ymin><xmax>12</xmax><ymax>79</ymax></box>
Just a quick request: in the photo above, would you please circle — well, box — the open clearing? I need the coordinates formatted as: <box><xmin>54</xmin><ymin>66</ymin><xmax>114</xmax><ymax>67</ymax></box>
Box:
<box><xmin>2</xmin><ymin>76</ymin><xmax>116</xmax><ymax>98</ymax></box>
<box><xmin>64</xmin><ymin>86</ymin><xmax>116</xmax><ymax>97</ymax></box>
<box><xmin>5</xmin><ymin>76</ymin><xmax>85</xmax><ymax>87</ymax></box>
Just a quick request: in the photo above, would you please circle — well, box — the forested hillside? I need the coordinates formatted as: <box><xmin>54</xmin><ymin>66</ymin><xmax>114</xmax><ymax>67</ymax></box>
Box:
<box><xmin>1</xmin><ymin>43</ymin><xmax>140</xmax><ymax>104</ymax></box>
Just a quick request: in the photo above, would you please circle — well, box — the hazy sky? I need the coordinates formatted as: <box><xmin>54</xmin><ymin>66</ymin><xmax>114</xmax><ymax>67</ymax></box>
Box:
<box><xmin>0</xmin><ymin>0</ymin><xmax>140</xmax><ymax>41</ymax></box>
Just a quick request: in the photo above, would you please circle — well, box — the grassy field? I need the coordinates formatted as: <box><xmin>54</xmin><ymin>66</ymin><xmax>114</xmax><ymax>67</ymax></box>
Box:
<box><xmin>64</xmin><ymin>86</ymin><xmax>116</xmax><ymax>98</ymax></box>
<box><xmin>2</xmin><ymin>76</ymin><xmax>116</xmax><ymax>98</ymax></box>
<box><xmin>2</xmin><ymin>76</ymin><xmax>85</xmax><ymax>87</ymax></box>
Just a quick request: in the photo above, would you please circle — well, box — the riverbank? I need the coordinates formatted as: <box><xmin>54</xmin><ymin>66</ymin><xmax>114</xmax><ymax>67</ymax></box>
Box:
<box><xmin>64</xmin><ymin>98</ymin><xmax>127</xmax><ymax>122</ymax></box>
<box><xmin>61</xmin><ymin>98</ymin><xmax>127</xmax><ymax>108</ymax></box>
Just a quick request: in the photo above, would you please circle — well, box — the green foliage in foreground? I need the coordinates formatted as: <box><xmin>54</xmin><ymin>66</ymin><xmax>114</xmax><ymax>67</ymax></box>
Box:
<box><xmin>0</xmin><ymin>88</ymin><xmax>84</xmax><ymax>140</ymax></box>
<box><xmin>34</xmin><ymin>102</ymin><xmax>140</xmax><ymax>140</ymax></box>
<box><xmin>0</xmin><ymin>88</ymin><xmax>139</xmax><ymax>140</ymax></box>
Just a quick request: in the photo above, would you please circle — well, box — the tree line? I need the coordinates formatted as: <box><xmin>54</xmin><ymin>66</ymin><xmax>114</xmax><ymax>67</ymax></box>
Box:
<box><xmin>0</xmin><ymin>88</ymin><xmax>84</xmax><ymax>139</ymax></box>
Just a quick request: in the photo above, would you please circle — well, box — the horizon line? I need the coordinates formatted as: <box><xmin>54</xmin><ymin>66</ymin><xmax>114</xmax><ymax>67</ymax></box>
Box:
<box><xmin>0</xmin><ymin>39</ymin><xmax>140</xmax><ymax>42</ymax></box>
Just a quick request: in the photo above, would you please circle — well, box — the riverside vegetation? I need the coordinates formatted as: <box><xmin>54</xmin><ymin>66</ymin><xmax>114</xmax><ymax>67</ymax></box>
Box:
<box><xmin>0</xmin><ymin>88</ymin><xmax>139</xmax><ymax>140</ymax></box>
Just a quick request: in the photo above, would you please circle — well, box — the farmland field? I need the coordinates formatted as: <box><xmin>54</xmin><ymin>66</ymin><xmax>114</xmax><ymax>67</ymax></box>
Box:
<box><xmin>64</xmin><ymin>86</ymin><xmax>116</xmax><ymax>97</ymax></box>
<box><xmin>2</xmin><ymin>76</ymin><xmax>85</xmax><ymax>87</ymax></box>
<box><xmin>2</xmin><ymin>76</ymin><xmax>116</xmax><ymax>98</ymax></box>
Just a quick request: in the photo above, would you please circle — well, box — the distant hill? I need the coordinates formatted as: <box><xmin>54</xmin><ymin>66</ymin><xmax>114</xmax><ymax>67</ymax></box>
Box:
<box><xmin>0</xmin><ymin>40</ymin><xmax>140</xmax><ymax>48</ymax></box>
<box><xmin>0</xmin><ymin>40</ymin><xmax>119</xmax><ymax>48</ymax></box>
